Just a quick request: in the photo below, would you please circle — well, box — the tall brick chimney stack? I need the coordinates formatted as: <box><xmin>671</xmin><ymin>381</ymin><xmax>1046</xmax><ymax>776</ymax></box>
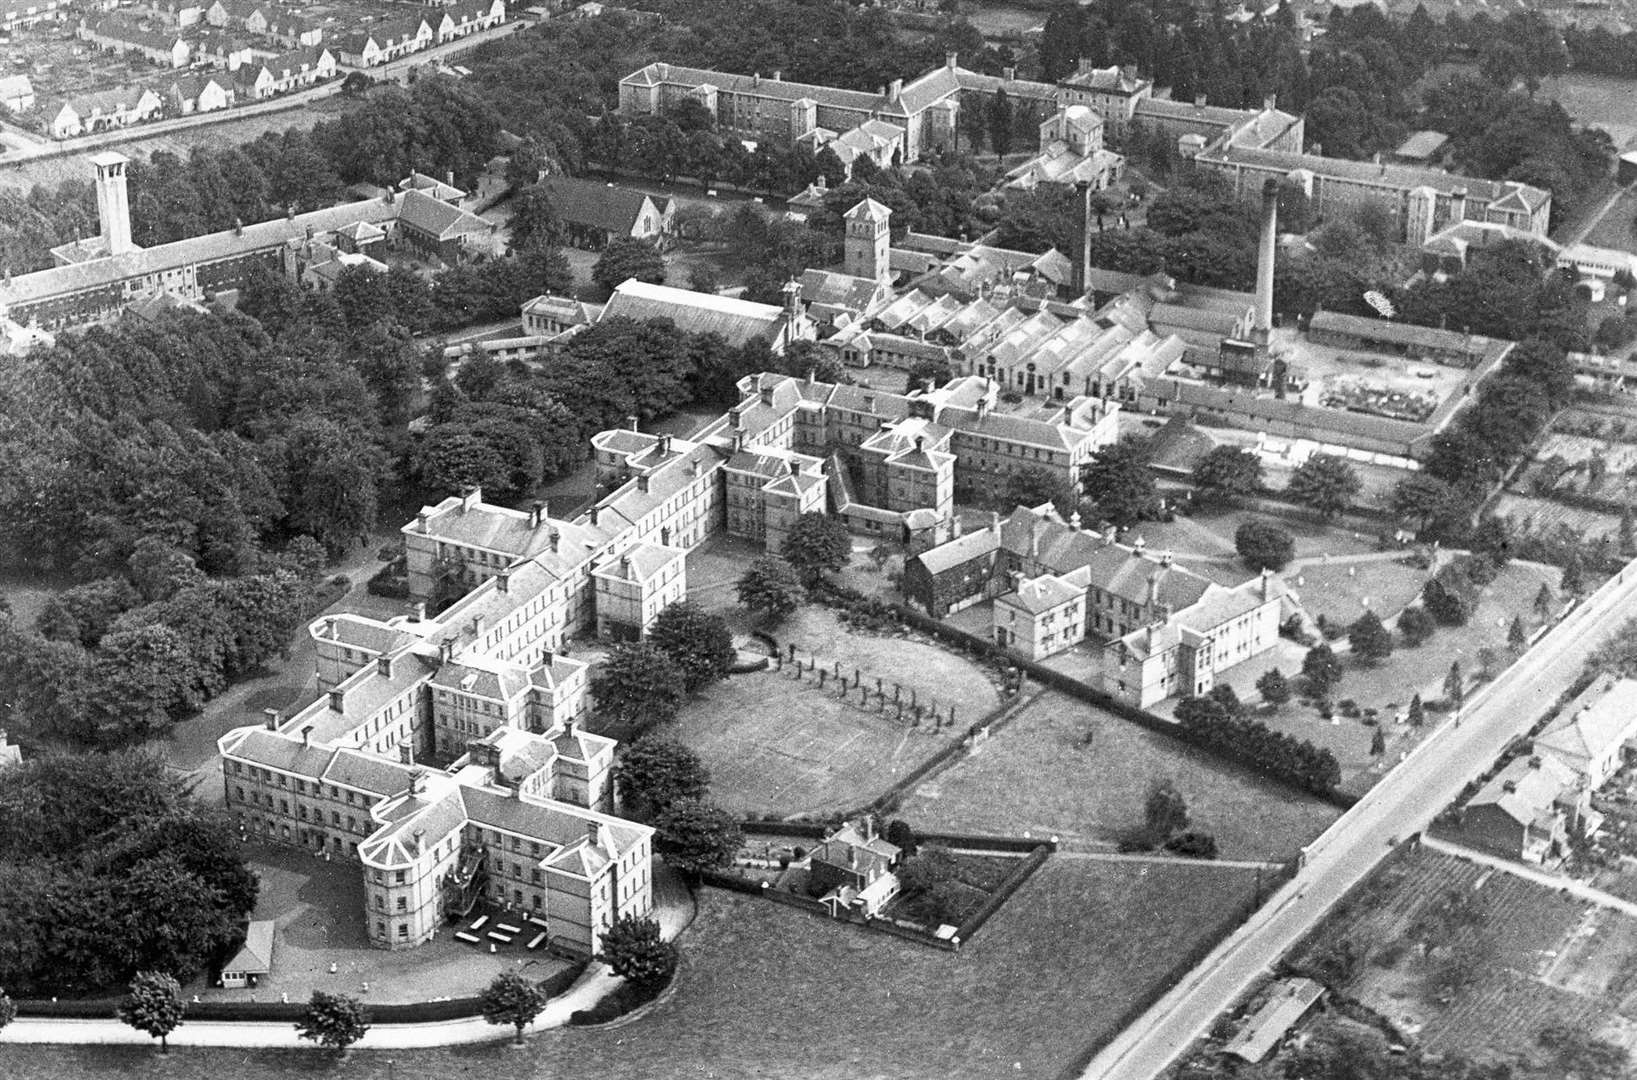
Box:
<box><xmin>1255</xmin><ymin>177</ymin><xmax>1279</xmax><ymax>342</ymax></box>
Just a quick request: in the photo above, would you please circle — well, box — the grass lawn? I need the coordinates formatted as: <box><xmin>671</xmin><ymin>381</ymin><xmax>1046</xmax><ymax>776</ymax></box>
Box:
<box><xmin>669</xmin><ymin>662</ymin><xmax>968</xmax><ymax>818</ymax></box>
<box><xmin>1135</xmin><ymin>508</ymin><xmax>1380</xmax><ymax>563</ymax></box>
<box><xmin>1287</xmin><ymin>556</ymin><xmax>1430</xmax><ymax>627</ymax></box>
<box><xmin>1215</xmin><ymin>560</ymin><xmax>1564</xmax><ymax>795</ymax></box>
<box><xmin>898</xmin><ymin>690</ymin><xmax>1339</xmax><ymax>861</ymax></box>
<box><xmin>0</xmin><ymin>859</ymin><xmax>1264</xmax><ymax>1080</ymax></box>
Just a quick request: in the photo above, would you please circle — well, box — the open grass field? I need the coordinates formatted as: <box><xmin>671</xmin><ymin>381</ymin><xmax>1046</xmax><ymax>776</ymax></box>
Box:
<box><xmin>1542</xmin><ymin>72</ymin><xmax>1637</xmax><ymax>150</ymax></box>
<box><xmin>1288</xmin><ymin>848</ymin><xmax>1634</xmax><ymax>1066</ymax></box>
<box><xmin>897</xmin><ymin>689</ymin><xmax>1339</xmax><ymax>861</ymax></box>
<box><xmin>1583</xmin><ymin>187</ymin><xmax>1637</xmax><ymax>254</ymax></box>
<box><xmin>0</xmin><ymin>858</ymin><xmax>1264</xmax><ymax>1080</ymax></box>
<box><xmin>671</xmin><ymin>662</ymin><xmax>966</xmax><ymax>817</ymax></box>
<box><xmin>1131</xmin><ymin>507</ymin><xmax>1381</xmax><ymax>563</ymax></box>
<box><xmin>1285</xmin><ymin>556</ymin><xmax>1429</xmax><ymax>627</ymax></box>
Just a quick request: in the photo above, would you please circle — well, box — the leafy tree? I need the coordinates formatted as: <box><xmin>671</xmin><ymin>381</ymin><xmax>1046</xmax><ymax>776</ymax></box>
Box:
<box><xmin>1424</xmin><ymin>562</ymin><xmax>1480</xmax><ymax>626</ymax></box>
<box><xmin>36</xmin><ymin>577</ymin><xmax>142</xmax><ymax>648</ymax></box>
<box><xmin>1398</xmin><ymin>605</ymin><xmax>1436</xmax><ymax>647</ymax></box>
<box><xmin>117</xmin><ymin>971</ymin><xmax>186</xmax><ymax>1053</ymax></box>
<box><xmin>615</xmin><ymin>736</ymin><xmax>711</xmax><ymax>823</ymax></box>
<box><xmin>898</xmin><ymin>845</ymin><xmax>959</xmax><ymax>895</ymax></box>
<box><xmin>596</xmin><ymin>914</ymin><xmax>677</xmax><ymax>987</ymax></box>
<box><xmin>1286</xmin><ymin>454</ymin><xmax>1362</xmax><ymax>519</ymax></box>
<box><xmin>1256</xmin><ymin>667</ymin><xmax>1291</xmax><ymax>706</ymax></box>
<box><xmin>1508</xmin><ymin>615</ymin><xmax>1529</xmax><ymax>651</ymax></box>
<box><xmin>1445</xmin><ymin>660</ymin><xmax>1464</xmax><ymax>704</ymax></box>
<box><xmin>1192</xmin><ymin>445</ymin><xmax>1263</xmax><ymax>506</ymax></box>
<box><xmin>1234</xmin><ymin>521</ymin><xmax>1295</xmax><ymax>572</ymax></box>
<box><xmin>647</xmin><ymin>603</ymin><xmax>734</xmax><ymax>694</ymax></box>
<box><xmin>296</xmin><ymin>991</ymin><xmax>370</xmax><ymax>1053</ymax></box>
<box><xmin>90</xmin><ymin>624</ymin><xmax>206</xmax><ymax>742</ymax></box>
<box><xmin>1391</xmin><ymin>473</ymin><xmax>1465</xmax><ymax>536</ymax></box>
<box><xmin>1561</xmin><ymin>551</ymin><xmax>1585</xmax><ymax>596</ymax></box>
<box><xmin>1081</xmin><ymin>442</ymin><xmax>1158</xmax><ymax>529</ymax></box>
<box><xmin>652</xmin><ymin>799</ymin><xmax>742</xmax><ymax>878</ymax></box>
<box><xmin>1004</xmin><ymin>467</ymin><xmax>1075</xmax><ymax>515</ymax></box>
<box><xmin>1534</xmin><ymin>581</ymin><xmax>1556</xmax><ymax>621</ymax></box>
<box><xmin>1370</xmin><ymin>726</ymin><xmax>1386</xmax><ymax>756</ymax></box>
<box><xmin>1349</xmin><ymin>610</ymin><xmax>1394</xmax><ymax>664</ymax></box>
<box><xmin>479</xmin><ymin>972</ymin><xmax>547</xmax><ymax>1045</ymax></box>
<box><xmin>735</xmin><ymin>556</ymin><xmax>805</xmax><ymax>622</ymax></box>
<box><xmin>1144</xmin><ymin>779</ymin><xmax>1189</xmax><ymax>842</ymax></box>
<box><xmin>1207</xmin><ymin>683</ymin><xmax>1243</xmax><ymax>717</ymax></box>
<box><xmin>592</xmin><ymin>237</ymin><xmax>666</xmax><ymax>294</ymax></box>
<box><xmin>1163</xmin><ymin>832</ymin><xmax>1218</xmax><ymax>859</ymax></box>
<box><xmin>781</xmin><ymin>512</ymin><xmax>851</xmax><ymax>586</ymax></box>
<box><xmin>1302</xmin><ymin>643</ymin><xmax>1344</xmax><ymax>697</ymax></box>
<box><xmin>0</xmin><ymin>988</ymin><xmax>13</xmax><ymax>1032</ymax></box>
<box><xmin>884</xmin><ymin>818</ymin><xmax>918</xmax><ymax>857</ymax></box>
<box><xmin>1408</xmin><ymin>693</ymin><xmax>1425</xmax><ymax>727</ymax></box>
<box><xmin>592</xmin><ymin>644</ymin><xmax>686</xmax><ymax>731</ymax></box>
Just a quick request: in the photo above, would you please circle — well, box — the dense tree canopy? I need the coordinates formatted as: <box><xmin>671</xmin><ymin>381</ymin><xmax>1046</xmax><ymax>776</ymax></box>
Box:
<box><xmin>0</xmin><ymin>751</ymin><xmax>257</xmax><ymax>995</ymax></box>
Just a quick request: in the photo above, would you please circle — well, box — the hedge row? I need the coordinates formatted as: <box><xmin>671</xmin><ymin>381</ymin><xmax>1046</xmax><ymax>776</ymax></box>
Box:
<box><xmin>741</xmin><ymin>821</ymin><xmax>1058</xmax><ymax>854</ymax></box>
<box><xmin>17</xmin><ymin>961</ymin><xmax>589</xmax><ymax>1023</ymax></box>
<box><xmin>698</xmin><ymin>870</ymin><xmax>958</xmax><ymax>950</ymax></box>
<box><xmin>952</xmin><ymin>844</ymin><xmax>1051</xmax><ymax>944</ymax></box>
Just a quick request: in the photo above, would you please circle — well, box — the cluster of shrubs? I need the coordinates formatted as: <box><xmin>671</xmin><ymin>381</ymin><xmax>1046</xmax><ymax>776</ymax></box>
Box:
<box><xmin>835</xmin><ymin>594</ymin><xmax>902</xmax><ymax>633</ymax></box>
<box><xmin>1175</xmin><ymin>695</ymin><xmax>1342</xmax><ymax>795</ymax></box>
<box><xmin>568</xmin><ymin>974</ymin><xmax>669</xmax><ymax>1026</ymax></box>
<box><xmin>366</xmin><ymin>556</ymin><xmax>410</xmax><ymax>599</ymax></box>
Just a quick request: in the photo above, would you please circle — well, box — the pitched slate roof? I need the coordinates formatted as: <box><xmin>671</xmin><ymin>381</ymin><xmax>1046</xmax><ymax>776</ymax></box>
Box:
<box><xmin>912</xmin><ymin>525</ymin><xmax>999</xmax><ymax>575</ymax></box>
<box><xmin>1469</xmin><ymin>754</ymin><xmax>1577</xmax><ymax>826</ymax></box>
<box><xmin>998</xmin><ymin>572</ymin><xmax>1081</xmax><ymax>614</ymax></box>
<box><xmin>0</xmin><ymin>196</ymin><xmax>402</xmax><ymax>312</ymax></box>
<box><xmin>396</xmin><ymin>188</ymin><xmax>491</xmax><ymax>241</ymax></box>
<box><xmin>1535</xmin><ymin>675</ymin><xmax>1637</xmax><ymax>776</ymax></box>
<box><xmin>223</xmin><ymin>920</ymin><xmax>275</xmax><ymax>975</ymax></box>
<box><xmin>601</xmin><ymin>279</ymin><xmax>785</xmax><ymax>349</ymax></box>
<box><xmin>622</xmin><ymin>62</ymin><xmax>919</xmax><ymax>117</ymax></box>
<box><xmin>542</xmin><ymin>176</ymin><xmax>657</xmax><ymax>236</ymax></box>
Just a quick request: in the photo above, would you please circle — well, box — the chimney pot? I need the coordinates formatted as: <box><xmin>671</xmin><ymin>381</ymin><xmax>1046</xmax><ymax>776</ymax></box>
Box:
<box><xmin>328</xmin><ymin>689</ymin><xmax>345</xmax><ymax>713</ymax></box>
<box><xmin>628</xmin><ymin>415</ymin><xmax>639</xmax><ymax>431</ymax></box>
<box><xmin>301</xmin><ymin>724</ymin><xmax>313</xmax><ymax>746</ymax></box>
<box><xmin>264</xmin><ymin>707</ymin><xmax>281</xmax><ymax>730</ymax></box>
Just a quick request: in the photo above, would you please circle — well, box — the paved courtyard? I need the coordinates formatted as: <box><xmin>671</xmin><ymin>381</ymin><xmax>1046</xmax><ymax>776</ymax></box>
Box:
<box><xmin>196</xmin><ymin>843</ymin><xmax>570</xmax><ymax>1005</ymax></box>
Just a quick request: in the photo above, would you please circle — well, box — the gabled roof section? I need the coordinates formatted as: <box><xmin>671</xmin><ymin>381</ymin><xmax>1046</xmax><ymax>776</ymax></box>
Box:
<box><xmin>543</xmin><ymin>176</ymin><xmax>655</xmax><ymax>236</ymax></box>
<box><xmin>601</xmin><ymin>279</ymin><xmax>785</xmax><ymax>349</ymax></box>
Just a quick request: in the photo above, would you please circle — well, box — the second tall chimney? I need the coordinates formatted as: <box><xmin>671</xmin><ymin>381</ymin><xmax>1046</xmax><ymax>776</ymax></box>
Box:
<box><xmin>1255</xmin><ymin>178</ymin><xmax>1279</xmax><ymax>340</ymax></box>
<box><xmin>1073</xmin><ymin>180</ymin><xmax>1092</xmax><ymax>298</ymax></box>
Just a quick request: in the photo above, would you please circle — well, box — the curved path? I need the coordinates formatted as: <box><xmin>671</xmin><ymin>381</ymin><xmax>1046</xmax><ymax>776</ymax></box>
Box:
<box><xmin>1</xmin><ymin>865</ymin><xmax>697</xmax><ymax>1050</ymax></box>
